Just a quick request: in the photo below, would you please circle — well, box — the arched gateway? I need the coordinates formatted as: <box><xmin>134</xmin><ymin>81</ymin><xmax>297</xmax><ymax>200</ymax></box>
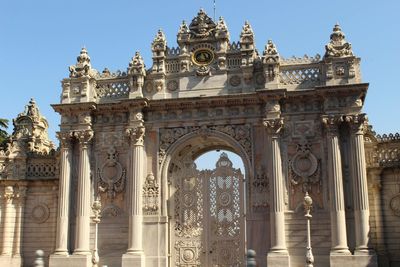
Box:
<box><xmin>4</xmin><ymin>8</ymin><xmax>400</xmax><ymax>267</ymax></box>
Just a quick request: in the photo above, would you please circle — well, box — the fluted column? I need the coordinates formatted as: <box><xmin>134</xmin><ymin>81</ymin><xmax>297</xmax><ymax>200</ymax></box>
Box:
<box><xmin>54</xmin><ymin>131</ymin><xmax>73</xmax><ymax>255</ymax></box>
<box><xmin>13</xmin><ymin>186</ymin><xmax>27</xmax><ymax>257</ymax></box>
<box><xmin>346</xmin><ymin>114</ymin><xmax>373</xmax><ymax>254</ymax></box>
<box><xmin>73</xmin><ymin>130</ymin><xmax>93</xmax><ymax>255</ymax></box>
<box><xmin>1</xmin><ymin>186</ymin><xmax>16</xmax><ymax>256</ymax></box>
<box><xmin>263</xmin><ymin>118</ymin><xmax>289</xmax><ymax>254</ymax></box>
<box><xmin>322</xmin><ymin>116</ymin><xmax>351</xmax><ymax>255</ymax></box>
<box><xmin>125</xmin><ymin>125</ymin><xmax>145</xmax><ymax>254</ymax></box>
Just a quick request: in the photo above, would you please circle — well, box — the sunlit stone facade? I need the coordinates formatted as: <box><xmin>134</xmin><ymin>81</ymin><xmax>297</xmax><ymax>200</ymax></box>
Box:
<box><xmin>0</xmin><ymin>9</ymin><xmax>399</xmax><ymax>267</ymax></box>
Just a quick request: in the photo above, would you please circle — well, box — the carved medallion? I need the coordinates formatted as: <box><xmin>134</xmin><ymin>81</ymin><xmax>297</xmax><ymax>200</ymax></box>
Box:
<box><xmin>167</xmin><ymin>80</ymin><xmax>179</xmax><ymax>91</ymax></box>
<box><xmin>229</xmin><ymin>75</ymin><xmax>241</xmax><ymax>87</ymax></box>
<box><xmin>192</xmin><ymin>48</ymin><xmax>214</xmax><ymax>66</ymax></box>
<box><xmin>390</xmin><ymin>193</ymin><xmax>400</xmax><ymax>216</ymax></box>
<box><xmin>31</xmin><ymin>203</ymin><xmax>50</xmax><ymax>224</ymax></box>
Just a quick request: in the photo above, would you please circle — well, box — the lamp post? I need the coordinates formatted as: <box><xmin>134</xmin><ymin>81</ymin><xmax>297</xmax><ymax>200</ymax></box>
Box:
<box><xmin>304</xmin><ymin>192</ymin><xmax>314</xmax><ymax>267</ymax></box>
<box><xmin>92</xmin><ymin>195</ymin><xmax>102</xmax><ymax>267</ymax></box>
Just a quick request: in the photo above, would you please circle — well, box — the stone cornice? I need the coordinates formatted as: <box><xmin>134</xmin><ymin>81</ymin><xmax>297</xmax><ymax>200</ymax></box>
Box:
<box><xmin>52</xmin><ymin>102</ymin><xmax>97</xmax><ymax>114</ymax></box>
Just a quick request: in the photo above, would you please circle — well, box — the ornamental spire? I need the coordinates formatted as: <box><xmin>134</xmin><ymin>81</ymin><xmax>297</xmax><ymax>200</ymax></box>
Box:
<box><xmin>324</xmin><ymin>23</ymin><xmax>353</xmax><ymax>58</ymax></box>
<box><xmin>69</xmin><ymin>47</ymin><xmax>96</xmax><ymax>78</ymax></box>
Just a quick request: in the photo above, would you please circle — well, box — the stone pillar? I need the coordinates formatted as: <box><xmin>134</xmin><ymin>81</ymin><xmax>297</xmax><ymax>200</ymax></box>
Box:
<box><xmin>322</xmin><ymin>116</ymin><xmax>351</xmax><ymax>260</ymax></box>
<box><xmin>122</xmin><ymin>124</ymin><xmax>146</xmax><ymax>267</ymax></box>
<box><xmin>346</xmin><ymin>114</ymin><xmax>374</xmax><ymax>254</ymax></box>
<box><xmin>13</xmin><ymin>186</ymin><xmax>27</xmax><ymax>257</ymax></box>
<box><xmin>369</xmin><ymin>168</ymin><xmax>389</xmax><ymax>265</ymax></box>
<box><xmin>263</xmin><ymin>118</ymin><xmax>290</xmax><ymax>267</ymax></box>
<box><xmin>54</xmin><ymin>132</ymin><xmax>73</xmax><ymax>255</ymax></box>
<box><xmin>73</xmin><ymin>130</ymin><xmax>93</xmax><ymax>256</ymax></box>
<box><xmin>1</xmin><ymin>186</ymin><xmax>16</xmax><ymax>256</ymax></box>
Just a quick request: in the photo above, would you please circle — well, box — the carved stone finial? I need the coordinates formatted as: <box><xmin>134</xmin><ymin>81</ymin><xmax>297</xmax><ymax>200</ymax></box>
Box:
<box><xmin>324</xmin><ymin>24</ymin><xmax>353</xmax><ymax>58</ymax></box>
<box><xmin>128</xmin><ymin>51</ymin><xmax>146</xmax><ymax>76</ymax></box>
<box><xmin>178</xmin><ymin>20</ymin><xmax>190</xmax><ymax>35</ymax></box>
<box><xmin>152</xmin><ymin>29</ymin><xmax>167</xmax><ymax>52</ymax></box>
<box><xmin>215</xmin><ymin>16</ymin><xmax>229</xmax><ymax>40</ymax></box>
<box><xmin>69</xmin><ymin>47</ymin><xmax>96</xmax><ymax>78</ymax></box>
<box><xmin>240</xmin><ymin>21</ymin><xmax>254</xmax><ymax>43</ymax></box>
<box><xmin>8</xmin><ymin>98</ymin><xmax>54</xmax><ymax>155</ymax></box>
<box><xmin>263</xmin><ymin>39</ymin><xmax>280</xmax><ymax>64</ymax></box>
<box><xmin>189</xmin><ymin>8</ymin><xmax>216</xmax><ymax>38</ymax></box>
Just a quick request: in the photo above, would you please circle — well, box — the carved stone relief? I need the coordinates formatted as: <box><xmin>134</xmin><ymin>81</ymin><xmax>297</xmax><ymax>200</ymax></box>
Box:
<box><xmin>31</xmin><ymin>203</ymin><xmax>50</xmax><ymax>224</ymax></box>
<box><xmin>288</xmin><ymin>139</ymin><xmax>322</xmax><ymax>209</ymax></box>
<box><xmin>252</xmin><ymin>166</ymin><xmax>269</xmax><ymax>212</ymax></box>
<box><xmin>97</xmin><ymin>146</ymin><xmax>126</xmax><ymax>200</ymax></box>
<box><xmin>143</xmin><ymin>172</ymin><xmax>159</xmax><ymax>215</ymax></box>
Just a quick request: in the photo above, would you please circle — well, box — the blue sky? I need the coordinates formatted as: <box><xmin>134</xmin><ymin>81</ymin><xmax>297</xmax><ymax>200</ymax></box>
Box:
<box><xmin>1</xmin><ymin>0</ymin><xmax>399</xmax><ymax>166</ymax></box>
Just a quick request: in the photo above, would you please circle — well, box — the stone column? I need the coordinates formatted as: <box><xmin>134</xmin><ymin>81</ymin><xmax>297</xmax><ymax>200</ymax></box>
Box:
<box><xmin>263</xmin><ymin>118</ymin><xmax>290</xmax><ymax>266</ymax></box>
<box><xmin>1</xmin><ymin>186</ymin><xmax>16</xmax><ymax>256</ymax></box>
<box><xmin>322</xmin><ymin>116</ymin><xmax>351</xmax><ymax>256</ymax></box>
<box><xmin>73</xmin><ymin>130</ymin><xmax>93</xmax><ymax>255</ymax></box>
<box><xmin>13</xmin><ymin>186</ymin><xmax>27</xmax><ymax>257</ymax></box>
<box><xmin>346</xmin><ymin>114</ymin><xmax>373</xmax><ymax>253</ymax></box>
<box><xmin>54</xmin><ymin>132</ymin><xmax>73</xmax><ymax>255</ymax></box>
<box><xmin>369</xmin><ymin>168</ymin><xmax>389</xmax><ymax>265</ymax></box>
<box><xmin>122</xmin><ymin>125</ymin><xmax>145</xmax><ymax>267</ymax></box>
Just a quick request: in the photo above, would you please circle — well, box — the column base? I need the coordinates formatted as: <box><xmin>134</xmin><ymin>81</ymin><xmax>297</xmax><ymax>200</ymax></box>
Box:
<box><xmin>330</xmin><ymin>254</ymin><xmax>378</xmax><ymax>267</ymax></box>
<box><xmin>266</xmin><ymin>251</ymin><xmax>290</xmax><ymax>267</ymax></box>
<box><xmin>49</xmin><ymin>254</ymin><xmax>91</xmax><ymax>267</ymax></box>
<box><xmin>122</xmin><ymin>252</ymin><xmax>145</xmax><ymax>267</ymax></box>
<box><xmin>0</xmin><ymin>255</ymin><xmax>22</xmax><ymax>267</ymax></box>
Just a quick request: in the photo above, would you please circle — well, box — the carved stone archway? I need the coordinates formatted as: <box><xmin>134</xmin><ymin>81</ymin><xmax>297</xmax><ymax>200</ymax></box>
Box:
<box><xmin>159</xmin><ymin>128</ymin><xmax>251</xmax><ymax>267</ymax></box>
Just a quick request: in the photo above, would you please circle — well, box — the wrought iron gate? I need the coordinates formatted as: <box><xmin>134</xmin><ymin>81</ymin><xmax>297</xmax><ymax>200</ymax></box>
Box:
<box><xmin>170</xmin><ymin>153</ymin><xmax>245</xmax><ymax>266</ymax></box>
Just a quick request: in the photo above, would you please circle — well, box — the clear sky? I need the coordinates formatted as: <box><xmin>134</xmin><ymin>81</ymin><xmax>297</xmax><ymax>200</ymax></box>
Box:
<box><xmin>1</xmin><ymin>0</ymin><xmax>399</xmax><ymax>149</ymax></box>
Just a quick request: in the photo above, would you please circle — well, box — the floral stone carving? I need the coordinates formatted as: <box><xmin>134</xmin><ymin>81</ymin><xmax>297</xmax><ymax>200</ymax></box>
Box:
<box><xmin>97</xmin><ymin>146</ymin><xmax>126</xmax><ymax>200</ymax></box>
<box><xmin>325</xmin><ymin>24</ymin><xmax>353</xmax><ymax>58</ymax></box>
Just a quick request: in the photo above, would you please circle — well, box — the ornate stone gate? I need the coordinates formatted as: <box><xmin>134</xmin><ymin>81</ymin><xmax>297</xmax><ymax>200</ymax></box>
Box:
<box><xmin>169</xmin><ymin>153</ymin><xmax>244</xmax><ymax>266</ymax></box>
<box><xmin>2</xmin><ymin>8</ymin><xmax>400</xmax><ymax>267</ymax></box>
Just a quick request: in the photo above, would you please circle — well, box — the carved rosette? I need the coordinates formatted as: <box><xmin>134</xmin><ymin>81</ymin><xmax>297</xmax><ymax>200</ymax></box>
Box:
<box><xmin>142</xmin><ymin>172</ymin><xmax>159</xmax><ymax>215</ymax></box>
<box><xmin>97</xmin><ymin>146</ymin><xmax>126</xmax><ymax>200</ymax></box>
<box><xmin>125</xmin><ymin>126</ymin><xmax>145</xmax><ymax>146</ymax></box>
<box><xmin>74</xmin><ymin>130</ymin><xmax>94</xmax><ymax>147</ymax></box>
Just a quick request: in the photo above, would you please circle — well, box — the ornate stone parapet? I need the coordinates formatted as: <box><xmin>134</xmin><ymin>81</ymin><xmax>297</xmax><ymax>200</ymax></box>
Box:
<box><xmin>321</xmin><ymin>115</ymin><xmax>351</xmax><ymax>255</ymax></box>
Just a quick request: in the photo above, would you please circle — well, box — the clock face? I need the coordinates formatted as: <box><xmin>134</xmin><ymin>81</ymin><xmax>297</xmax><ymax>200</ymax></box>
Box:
<box><xmin>192</xmin><ymin>48</ymin><xmax>214</xmax><ymax>66</ymax></box>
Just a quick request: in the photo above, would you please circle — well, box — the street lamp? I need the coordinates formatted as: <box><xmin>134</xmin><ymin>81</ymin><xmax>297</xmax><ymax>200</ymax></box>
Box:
<box><xmin>304</xmin><ymin>191</ymin><xmax>314</xmax><ymax>267</ymax></box>
<box><xmin>92</xmin><ymin>195</ymin><xmax>102</xmax><ymax>267</ymax></box>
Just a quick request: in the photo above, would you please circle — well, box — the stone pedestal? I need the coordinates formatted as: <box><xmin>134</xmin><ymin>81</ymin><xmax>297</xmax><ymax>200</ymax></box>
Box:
<box><xmin>122</xmin><ymin>253</ymin><xmax>145</xmax><ymax>267</ymax></box>
<box><xmin>49</xmin><ymin>254</ymin><xmax>91</xmax><ymax>267</ymax></box>
<box><xmin>330</xmin><ymin>254</ymin><xmax>377</xmax><ymax>267</ymax></box>
<box><xmin>266</xmin><ymin>252</ymin><xmax>290</xmax><ymax>267</ymax></box>
<box><xmin>0</xmin><ymin>256</ymin><xmax>22</xmax><ymax>267</ymax></box>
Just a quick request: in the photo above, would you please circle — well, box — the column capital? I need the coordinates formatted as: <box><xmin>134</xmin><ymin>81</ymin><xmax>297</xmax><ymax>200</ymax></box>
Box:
<box><xmin>125</xmin><ymin>126</ymin><xmax>145</xmax><ymax>146</ymax></box>
<box><xmin>263</xmin><ymin>118</ymin><xmax>284</xmax><ymax>136</ymax></box>
<box><xmin>344</xmin><ymin>113</ymin><xmax>368</xmax><ymax>135</ymax></box>
<box><xmin>56</xmin><ymin>131</ymin><xmax>73</xmax><ymax>149</ymax></box>
<box><xmin>3</xmin><ymin>185</ymin><xmax>15</xmax><ymax>204</ymax></box>
<box><xmin>321</xmin><ymin>114</ymin><xmax>343</xmax><ymax>136</ymax></box>
<box><xmin>74</xmin><ymin>130</ymin><xmax>94</xmax><ymax>147</ymax></box>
